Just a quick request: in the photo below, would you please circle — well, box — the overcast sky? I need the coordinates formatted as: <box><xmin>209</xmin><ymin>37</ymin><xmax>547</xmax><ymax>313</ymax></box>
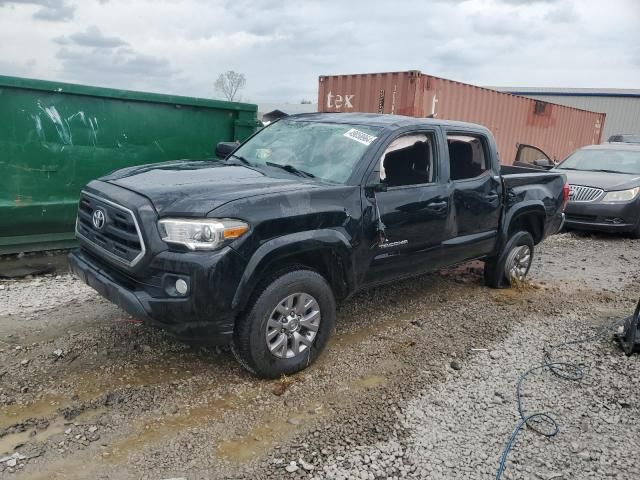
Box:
<box><xmin>0</xmin><ymin>0</ymin><xmax>638</xmax><ymax>104</ymax></box>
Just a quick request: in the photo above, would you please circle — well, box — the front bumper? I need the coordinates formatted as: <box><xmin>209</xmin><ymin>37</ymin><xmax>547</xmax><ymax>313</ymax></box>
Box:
<box><xmin>69</xmin><ymin>246</ymin><xmax>247</xmax><ymax>345</ymax></box>
<box><xmin>564</xmin><ymin>199</ymin><xmax>640</xmax><ymax>233</ymax></box>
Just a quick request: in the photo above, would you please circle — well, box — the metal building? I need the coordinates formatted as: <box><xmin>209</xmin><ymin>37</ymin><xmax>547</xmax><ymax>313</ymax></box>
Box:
<box><xmin>492</xmin><ymin>87</ymin><xmax>640</xmax><ymax>142</ymax></box>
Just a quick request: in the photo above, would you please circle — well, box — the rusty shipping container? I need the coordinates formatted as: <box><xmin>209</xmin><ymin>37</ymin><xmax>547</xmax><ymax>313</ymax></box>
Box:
<box><xmin>318</xmin><ymin>71</ymin><xmax>605</xmax><ymax>164</ymax></box>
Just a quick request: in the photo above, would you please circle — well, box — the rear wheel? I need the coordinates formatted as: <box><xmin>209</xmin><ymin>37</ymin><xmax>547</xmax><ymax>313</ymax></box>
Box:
<box><xmin>231</xmin><ymin>269</ymin><xmax>335</xmax><ymax>378</ymax></box>
<box><xmin>484</xmin><ymin>231</ymin><xmax>534</xmax><ymax>288</ymax></box>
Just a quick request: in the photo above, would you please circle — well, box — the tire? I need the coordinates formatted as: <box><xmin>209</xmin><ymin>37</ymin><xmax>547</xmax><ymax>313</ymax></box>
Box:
<box><xmin>231</xmin><ymin>269</ymin><xmax>336</xmax><ymax>378</ymax></box>
<box><xmin>484</xmin><ymin>231</ymin><xmax>534</xmax><ymax>289</ymax></box>
<box><xmin>631</xmin><ymin>222</ymin><xmax>640</xmax><ymax>239</ymax></box>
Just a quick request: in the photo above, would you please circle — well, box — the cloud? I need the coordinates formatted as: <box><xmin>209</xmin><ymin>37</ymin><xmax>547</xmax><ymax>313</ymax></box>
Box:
<box><xmin>630</xmin><ymin>46</ymin><xmax>640</xmax><ymax>67</ymax></box>
<box><xmin>0</xmin><ymin>0</ymin><xmax>638</xmax><ymax>102</ymax></box>
<box><xmin>498</xmin><ymin>0</ymin><xmax>559</xmax><ymax>4</ymax></box>
<box><xmin>56</xmin><ymin>46</ymin><xmax>176</xmax><ymax>77</ymax></box>
<box><xmin>544</xmin><ymin>2</ymin><xmax>577</xmax><ymax>23</ymax></box>
<box><xmin>0</xmin><ymin>58</ymin><xmax>37</xmax><ymax>76</ymax></box>
<box><xmin>55</xmin><ymin>25</ymin><xmax>127</xmax><ymax>48</ymax></box>
<box><xmin>54</xmin><ymin>45</ymin><xmax>179</xmax><ymax>92</ymax></box>
<box><xmin>0</xmin><ymin>0</ymin><xmax>75</xmax><ymax>21</ymax></box>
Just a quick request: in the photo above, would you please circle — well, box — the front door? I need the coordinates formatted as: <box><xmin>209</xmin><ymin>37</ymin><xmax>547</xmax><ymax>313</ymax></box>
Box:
<box><xmin>514</xmin><ymin>144</ymin><xmax>555</xmax><ymax>169</ymax></box>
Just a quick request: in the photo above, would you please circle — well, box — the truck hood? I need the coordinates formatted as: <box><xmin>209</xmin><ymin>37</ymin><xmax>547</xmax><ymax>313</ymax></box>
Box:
<box><xmin>102</xmin><ymin>160</ymin><xmax>319</xmax><ymax>216</ymax></box>
<box><xmin>554</xmin><ymin>169</ymin><xmax>640</xmax><ymax>191</ymax></box>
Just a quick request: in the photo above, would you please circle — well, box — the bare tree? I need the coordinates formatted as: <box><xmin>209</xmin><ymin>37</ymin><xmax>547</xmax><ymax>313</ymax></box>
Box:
<box><xmin>214</xmin><ymin>71</ymin><xmax>246</xmax><ymax>101</ymax></box>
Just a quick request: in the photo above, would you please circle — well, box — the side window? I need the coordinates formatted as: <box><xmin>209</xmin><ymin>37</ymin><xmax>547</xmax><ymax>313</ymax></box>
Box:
<box><xmin>447</xmin><ymin>134</ymin><xmax>489</xmax><ymax>181</ymax></box>
<box><xmin>379</xmin><ymin>133</ymin><xmax>434</xmax><ymax>187</ymax></box>
<box><xmin>515</xmin><ymin>144</ymin><xmax>554</xmax><ymax>169</ymax></box>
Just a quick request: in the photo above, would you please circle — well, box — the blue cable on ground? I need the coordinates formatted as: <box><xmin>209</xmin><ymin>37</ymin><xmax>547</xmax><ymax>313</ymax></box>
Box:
<box><xmin>495</xmin><ymin>322</ymin><xmax>622</xmax><ymax>480</ymax></box>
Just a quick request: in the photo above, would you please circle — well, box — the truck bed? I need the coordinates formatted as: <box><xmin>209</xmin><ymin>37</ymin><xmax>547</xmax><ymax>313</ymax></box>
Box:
<box><xmin>500</xmin><ymin>165</ymin><xmax>566</xmax><ymax>188</ymax></box>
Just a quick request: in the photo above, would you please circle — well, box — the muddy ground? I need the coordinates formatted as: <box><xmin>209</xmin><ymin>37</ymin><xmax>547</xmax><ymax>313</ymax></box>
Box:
<box><xmin>1</xmin><ymin>232</ymin><xmax>639</xmax><ymax>479</ymax></box>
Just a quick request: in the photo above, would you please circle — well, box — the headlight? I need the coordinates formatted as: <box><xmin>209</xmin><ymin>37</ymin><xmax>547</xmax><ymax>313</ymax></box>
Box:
<box><xmin>158</xmin><ymin>218</ymin><xmax>249</xmax><ymax>250</ymax></box>
<box><xmin>602</xmin><ymin>187</ymin><xmax>640</xmax><ymax>203</ymax></box>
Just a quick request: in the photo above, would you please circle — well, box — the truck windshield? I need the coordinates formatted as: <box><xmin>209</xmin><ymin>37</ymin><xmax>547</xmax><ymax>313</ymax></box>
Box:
<box><xmin>233</xmin><ymin>119</ymin><xmax>382</xmax><ymax>183</ymax></box>
<box><xmin>557</xmin><ymin>148</ymin><xmax>640</xmax><ymax>175</ymax></box>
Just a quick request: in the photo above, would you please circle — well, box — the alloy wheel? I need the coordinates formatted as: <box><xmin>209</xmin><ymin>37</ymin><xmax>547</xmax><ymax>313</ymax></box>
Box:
<box><xmin>265</xmin><ymin>292</ymin><xmax>321</xmax><ymax>359</ymax></box>
<box><xmin>504</xmin><ymin>245</ymin><xmax>532</xmax><ymax>283</ymax></box>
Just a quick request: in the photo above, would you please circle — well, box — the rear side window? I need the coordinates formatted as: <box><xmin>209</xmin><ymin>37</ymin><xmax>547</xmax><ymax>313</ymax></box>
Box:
<box><xmin>447</xmin><ymin>134</ymin><xmax>489</xmax><ymax>181</ymax></box>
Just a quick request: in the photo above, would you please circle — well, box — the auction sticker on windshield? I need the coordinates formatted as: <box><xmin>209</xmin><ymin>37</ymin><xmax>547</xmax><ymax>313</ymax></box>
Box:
<box><xmin>344</xmin><ymin>128</ymin><xmax>377</xmax><ymax>146</ymax></box>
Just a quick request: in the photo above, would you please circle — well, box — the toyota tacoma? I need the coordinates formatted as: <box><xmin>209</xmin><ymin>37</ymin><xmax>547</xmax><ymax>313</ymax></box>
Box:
<box><xmin>69</xmin><ymin>113</ymin><xmax>568</xmax><ymax>378</ymax></box>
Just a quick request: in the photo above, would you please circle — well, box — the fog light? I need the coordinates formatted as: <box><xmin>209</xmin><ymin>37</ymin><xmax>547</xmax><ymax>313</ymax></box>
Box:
<box><xmin>175</xmin><ymin>279</ymin><xmax>188</xmax><ymax>295</ymax></box>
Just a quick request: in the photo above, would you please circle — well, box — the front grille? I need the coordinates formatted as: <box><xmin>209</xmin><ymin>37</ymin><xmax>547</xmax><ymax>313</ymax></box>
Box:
<box><xmin>569</xmin><ymin>185</ymin><xmax>603</xmax><ymax>202</ymax></box>
<box><xmin>76</xmin><ymin>192</ymin><xmax>146</xmax><ymax>266</ymax></box>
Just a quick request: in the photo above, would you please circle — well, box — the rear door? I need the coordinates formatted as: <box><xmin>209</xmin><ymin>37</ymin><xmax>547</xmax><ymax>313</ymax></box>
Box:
<box><xmin>442</xmin><ymin>130</ymin><xmax>502</xmax><ymax>263</ymax></box>
<box><xmin>362</xmin><ymin>129</ymin><xmax>452</xmax><ymax>285</ymax></box>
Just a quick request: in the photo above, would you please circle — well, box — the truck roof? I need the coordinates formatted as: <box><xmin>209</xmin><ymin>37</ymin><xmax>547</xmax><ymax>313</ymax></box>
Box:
<box><xmin>287</xmin><ymin>112</ymin><xmax>491</xmax><ymax>133</ymax></box>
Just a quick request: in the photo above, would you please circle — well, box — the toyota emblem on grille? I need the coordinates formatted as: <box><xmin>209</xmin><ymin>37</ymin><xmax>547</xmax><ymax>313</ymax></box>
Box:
<box><xmin>92</xmin><ymin>208</ymin><xmax>106</xmax><ymax>230</ymax></box>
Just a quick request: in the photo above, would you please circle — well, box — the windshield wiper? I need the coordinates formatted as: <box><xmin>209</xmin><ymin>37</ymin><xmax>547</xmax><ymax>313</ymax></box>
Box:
<box><xmin>589</xmin><ymin>169</ymin><xmax>628</xmax><ymax>174</ymax></box>
<box><xmin>556</xmin><ymin>167</ymin><xmax>579</xmax><ymax>170</ymax></box>
<box><xmin>228</xmin><ymin>154</ymin><xmax>252</xmax><ymax>166</ymax></box>
<box><xmin>265</xmin><ymin>162</ymin><xmax>315</xmax><ymax>178</ymax></box>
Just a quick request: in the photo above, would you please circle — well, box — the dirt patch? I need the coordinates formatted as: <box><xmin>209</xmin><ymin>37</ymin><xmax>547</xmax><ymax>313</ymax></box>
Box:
<box><xmin>1</xmin><ymin>233</ymin><xmax>638</xmax><ymax>479</ymax></box>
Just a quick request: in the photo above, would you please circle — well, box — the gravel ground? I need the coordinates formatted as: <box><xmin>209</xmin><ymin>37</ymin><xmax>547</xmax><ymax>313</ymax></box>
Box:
<box><xmin>307</xmin><ymin>316</ymin><xmax>640</xmax><ymax>480</ymax></box>
<box><xmin>0</xmin><ymin>232</ymin><xmax>638</xmax><ymax>479</ymax></box>
<box><xmin>1</xmin><ymin>275</ymin><xmax>96</xmax><ymax>317</ymax></box>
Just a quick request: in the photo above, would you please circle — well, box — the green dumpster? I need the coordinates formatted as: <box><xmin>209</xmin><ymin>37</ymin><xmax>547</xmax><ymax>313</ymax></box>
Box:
<box><xmin>0</xmin><ymin>75</ymin><xmax>260</xmax><ymax>254</ymax></box>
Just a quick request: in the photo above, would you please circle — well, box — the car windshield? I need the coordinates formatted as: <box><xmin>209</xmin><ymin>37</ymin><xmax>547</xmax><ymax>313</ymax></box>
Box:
<box><xmin>232</xmin><ymin>119</ymin><xmax>381</xmax><ymax>183</ymax></box>
<box><xmin>557</xmin><ymin>148</ymin><xmax>640</xmax><ymax>175</ymax></box>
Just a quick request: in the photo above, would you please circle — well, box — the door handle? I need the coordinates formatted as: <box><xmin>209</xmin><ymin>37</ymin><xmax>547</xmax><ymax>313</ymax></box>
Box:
<box><xmin>427</xmin><ymin>201</ymin><xmax>447</xmax><ymax>208</ymax></box>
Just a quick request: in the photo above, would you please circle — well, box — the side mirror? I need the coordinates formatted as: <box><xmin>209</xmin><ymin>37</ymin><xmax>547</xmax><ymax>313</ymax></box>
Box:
<box><xmin>532</xmin><ymin>158</ymin><xmax>554</xmax><ymax>169</ymax></box>
<box><xmin>216</xmin><ymin>141</ymin><xmax>239</xmax><ymax>159</ymax></box>
<box><xmin>365</xmin><ymin>182</ymin><xmax>388</xmax><ymax>193</ymax></box>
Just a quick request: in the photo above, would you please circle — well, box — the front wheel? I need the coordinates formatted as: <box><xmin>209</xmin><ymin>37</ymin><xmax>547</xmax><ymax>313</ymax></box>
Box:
<box><xmin>484</xmin><ymin>231</ymin><xmax>534</xmax><ymax>288</ymax></box>
<box><xmin>231</xmin><ymin>269</ymin><xmax>336</xmax><ymax>378</ymax></box>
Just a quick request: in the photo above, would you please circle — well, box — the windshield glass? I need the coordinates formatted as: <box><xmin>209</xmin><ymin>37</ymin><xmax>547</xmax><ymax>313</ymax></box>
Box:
<box><xmin>557</xmin><ymin>148</ymin><xmax>640</xmax><ymax>175</ymax></box>
<box><xmin>233</xmin><ymin>119</ymin><xmax>381</xmax><ymax>183</ymax></box>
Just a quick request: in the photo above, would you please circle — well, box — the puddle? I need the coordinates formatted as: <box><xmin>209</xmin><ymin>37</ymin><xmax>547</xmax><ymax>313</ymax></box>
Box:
<box><xmin>0</xmin><ymin>408</ymin><xmax>104</xmax><ymax>455</ymax></box>
<box><xmin>0</xmin><ymin>394</ymin><xmax>69</xmax><ymax>430</ymax></box>
<box><xmin>354</xmin><ymin>374</ymin><xmax>386</xmax><ymax>389</ymax></box>
<box><xmin>490</xmin><ymin>288</ymin><xmax>531</xmax><ymax>305</ymax></box>
<box><xmin>71</xmin><ymin>361</ymin><xmax>201</xmax><ymax>401</ymax></box>
<box><xmin>216</xmin><ymin>366</ymin><xmax>391</xmax><ymax>463</ymax></box>
<box><xmin>217</xmin><ymin>403</ymin><xmax>325</xmax><ymax>462</ymax></box>
<box><xmin>0</xmin><ymin>416</ymin><xmax>66</xmax><ymax>455</ymax></box>
<box><xmin>104</xmin><ymin>394</ymin><xmax>244</xmax><ymax>463</ymax></box>
<box><xmin>330</xmin><ymin>315</ymin><xmax>401</xmax><ymax>350</ymax></box>
<box><xmin>12</xmin><ymin>457</ymin><xmax>95</xmax><ymax>480</ymax></box>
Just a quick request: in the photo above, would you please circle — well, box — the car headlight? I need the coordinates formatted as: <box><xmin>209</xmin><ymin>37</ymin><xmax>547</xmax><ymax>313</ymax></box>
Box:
<box><xmin>602</xmin><ymin>187</ymin><xmax>640</xmax><ymax>203</ymax></box>
<box><xmin>158</xmin><ymin>218</ymin><xmax>249</xmax><ymax>250</ymax></box>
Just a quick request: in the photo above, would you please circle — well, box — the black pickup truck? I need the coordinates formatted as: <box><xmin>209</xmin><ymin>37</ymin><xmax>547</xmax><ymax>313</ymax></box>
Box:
<box><xmin>69</xmin><ymin>113</ymin><xmax>567</xmax><ymax>378</ymax></box>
